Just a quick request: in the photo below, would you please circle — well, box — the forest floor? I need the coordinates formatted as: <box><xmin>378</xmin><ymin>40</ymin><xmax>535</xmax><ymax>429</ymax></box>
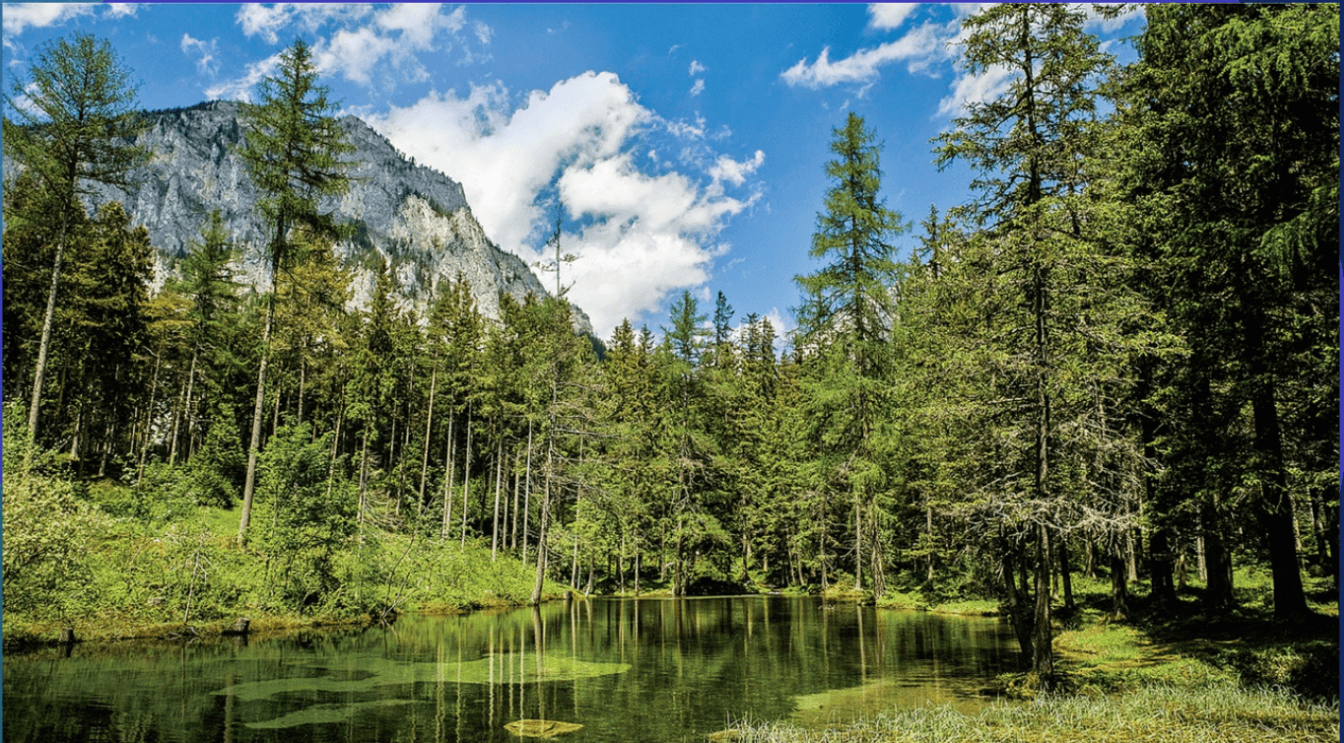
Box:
<box><xmin>728</xmin><ymin>570</ymin><xmax>1339</xmax><ymax>742</ymax></box>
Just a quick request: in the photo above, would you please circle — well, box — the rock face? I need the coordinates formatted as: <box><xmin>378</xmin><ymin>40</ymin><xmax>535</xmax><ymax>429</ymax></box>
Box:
<box><xmin>70</xmin><ymin>100</ymin><xmax>590</xmax><ymax>332</ymax></box>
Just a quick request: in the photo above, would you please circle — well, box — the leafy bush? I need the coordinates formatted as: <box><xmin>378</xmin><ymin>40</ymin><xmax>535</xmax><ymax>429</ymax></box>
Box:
<box><xmin>2</xmin><ymin>412</ymin><xmax>107</xmax><ymax>621</ymax></box>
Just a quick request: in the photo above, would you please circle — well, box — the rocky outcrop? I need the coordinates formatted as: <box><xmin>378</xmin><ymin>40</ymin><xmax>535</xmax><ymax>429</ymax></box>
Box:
<box><xmin>31</xmin><ymin>99</ymin><xmax>590</xmax><ymax>332</ymax></box>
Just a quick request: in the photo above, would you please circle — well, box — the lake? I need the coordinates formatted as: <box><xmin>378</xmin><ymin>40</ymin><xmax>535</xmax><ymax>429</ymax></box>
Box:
<box><xmin>3</xmin><ymin>597</ymin><xmax>1017</xmax><ymax>743</ymax></box>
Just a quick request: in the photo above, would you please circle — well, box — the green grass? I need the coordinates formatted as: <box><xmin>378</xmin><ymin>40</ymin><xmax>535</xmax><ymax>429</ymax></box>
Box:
<box><xmin>728</xmin><ymin>684</ymin><xmax>1339</xmax><ymax>743</ymax></box>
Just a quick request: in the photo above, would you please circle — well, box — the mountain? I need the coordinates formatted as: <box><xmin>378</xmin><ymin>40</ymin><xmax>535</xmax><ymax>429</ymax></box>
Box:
<box><xmin>72</xmin><ymin>100</ymin><xmax>591</xmax><ymax>333</ymax></box>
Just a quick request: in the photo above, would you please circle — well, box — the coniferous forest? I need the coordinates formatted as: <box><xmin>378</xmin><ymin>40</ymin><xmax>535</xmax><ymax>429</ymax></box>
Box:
<box><xmin>3</xmin><ymin>3</ymin><xmax>1337</xmax><ymax>699</ymax></box>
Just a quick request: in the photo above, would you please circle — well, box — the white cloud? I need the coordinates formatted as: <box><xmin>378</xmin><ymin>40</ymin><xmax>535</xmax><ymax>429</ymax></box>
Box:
<box><xmin>473</xmin><ymin>20</ymin><xmax>492</xmax><ymax>45</ymax></box>
<box><xmin>2</xmin><ymin>3</ymin><xmax>95</xmax><ymax>37</ymax></box>
<box><xmin>689</xmin><ymin>79</ymin><xmax>705</xmax><ymax>97</ymax></box>
<box><xmin>781</xmin><ymin>21</ymin><xmax>948</xmax><ymax>90</ymax></box>
<box><xmin>236</xmin><ymin>4</ymin><xmax>371</xmax><ymax>45</ymax></box>
<box><xmin>223</xmin><ymin>4</ymin><xmax>490</xmax><ymax>96</ymax></box>
<box><xmin>377</xmin><ymin>3</ymin><xmax>459</xmax><ymax>49</ymax></box>
<box><xmin>665</xmin><ymin>115</ymin><xmax>706</xmax><ymax>140</ymax></box>
<box><xmin>316</xmin><ymin>26</ymin><xmax>400</xmax><ymax>86</ymax></box>
<box><xmin>937</xmin><ymin>62</ymin><xmax>1014</xmax><ymax>117</ymax></box>
<box><xmin>106</xmin><ymin>4</ymin><xmax>140</xmax><ymax>19</ymax></box>
<box><xmin>366</xmin><ymin>72</ymin><xmax>761</xmax><ymax>337</ymax></box>
<box><xmin>867</xmin><ymin>4</ymin><xmax>918</xmax><ymax>31</ymax></box>
<box><xmin>689</xmin><ymin>59</ymin><xmax>706</xmax><ymax>76</ymax></box>
<box><xmin>708</xmin><ymin>150</ymin><xmax>764</xmax><ymax>187</ymax></box>
<box><xmin>204</xmin><ymin>52</ymin><xmax>281</xmax><ymax>103</ymax></box>
<box><xmin>668</xmin><ymin>43</ymin><xmax>682</xmax><ymax>55</ymax></box>
<box><xmin>181</xmin><ymin>33</ymin><xmax>219</xmax><ymax>76</ymax></box>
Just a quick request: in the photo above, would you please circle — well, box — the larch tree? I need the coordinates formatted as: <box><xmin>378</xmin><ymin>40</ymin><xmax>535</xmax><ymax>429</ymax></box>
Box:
<box><xmin>2</xmin><ymin>33</ymin><xmax>147</xmax><ymax>449</ymax></box>
<box><xmin>236</xmin><ymin>38</ymin><xmax>354</xmax><ymax>545</ymax></box>
<box><xmin>794</xmin><ymin>112</ymin><xmax>906</xmax><ymax>595</ymax></box>
<box><xmin>932</xmin><ymin>3</ymin><xmax>1160</xmax><ymax>678</ymax></box>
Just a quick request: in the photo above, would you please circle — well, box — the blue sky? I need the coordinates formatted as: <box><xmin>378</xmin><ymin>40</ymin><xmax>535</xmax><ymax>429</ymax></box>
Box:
<box><xmin>3</xmin><ymin>3</ymin><xmax>1148</xmax><ymax>341</ymax></box>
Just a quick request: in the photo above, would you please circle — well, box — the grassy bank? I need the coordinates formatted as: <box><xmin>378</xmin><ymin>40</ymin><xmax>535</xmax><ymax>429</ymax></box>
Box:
<box><xmin>3</xmin><ymin>476</ymin><xmax>567</xmax><ymax>651</ymax></box>
<box><xmin>729</xmin><ymin>569</ymin><xmax>1339</xmax><ymax>742</ymax></box>
<box><xmin>729</xmin><ymin>683</ymin><xmax>1338</xmax><ymax>743</ymax></box>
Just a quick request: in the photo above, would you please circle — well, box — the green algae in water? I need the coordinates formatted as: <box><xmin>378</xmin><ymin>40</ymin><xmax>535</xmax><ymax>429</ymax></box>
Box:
<box><xmin>218</xmin><ymin>653</ymin><xmax>632</xmax><ymax>702</ymax></box>
<box><xmin>246</xmin><ymin>699</ymin><xmax>417</xmax><ymax>729</ymax></box>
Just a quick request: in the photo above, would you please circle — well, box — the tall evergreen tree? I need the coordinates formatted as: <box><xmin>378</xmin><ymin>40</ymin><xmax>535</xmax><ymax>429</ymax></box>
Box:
<box><xmin>236</xmin><ymin>38</ymin><xmax>354</xmax><ymax>544</ymax></box>
<box><xmin>795</xmin><ymin>112</ymin><xmax>906</xmax><ymax>595</ymax></box>
<box><xmin>1109</xmin><ymin>3</ymin><xmax>1338</xmax><ymax>618</ymax></box>
<box><xmin>932</xmin><ymin>3</ymin><xmax>1159</xmax><ymax>677</ymax></box>
<box><xmin>3</xmin><ymin>33</ymin><xmax>148</xmax><ymax>447</ymax></box>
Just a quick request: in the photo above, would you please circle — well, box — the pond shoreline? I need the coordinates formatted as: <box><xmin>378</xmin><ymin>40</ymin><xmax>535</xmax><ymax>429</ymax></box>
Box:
<box><xmin>1</xmin><ymin>593</ymin><xmax>567</xmax><ymax>654</ymax></box>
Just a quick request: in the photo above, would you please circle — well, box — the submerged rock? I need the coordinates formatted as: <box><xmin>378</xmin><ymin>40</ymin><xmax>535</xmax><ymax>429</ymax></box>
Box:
<box><xmin>504</xmin><ymin>719</ymin><xmax>583</xmax><ymax>738</ymax></box>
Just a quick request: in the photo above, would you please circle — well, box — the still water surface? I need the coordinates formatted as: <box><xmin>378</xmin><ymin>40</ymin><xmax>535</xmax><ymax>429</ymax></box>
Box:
<box><xmin>4</xmin><ymin>597</ymin><xmax>1016</xmax><ymax>743</ymax></box>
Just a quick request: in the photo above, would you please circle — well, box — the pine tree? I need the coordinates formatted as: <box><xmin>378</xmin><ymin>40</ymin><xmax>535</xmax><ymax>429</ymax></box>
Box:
<box><xmin>236</xmin><ymin>38</ymin><xmax>354</xmax><ymax>544</ymax></box>
<box><xmin>794</xmin><ymin>112</ymin><xmax>906</xmax><ymax>595</ymax></box>
<box><xmin>932</xmin><ymin>3</ymin><xmax>1166</xmax><ymax>676</ymax></box>
<box><xmin>2</xmin><ymin>33</ymin><xmax>148</xmax><ymax>448</ymax></box>
<box><xmin>1110</xmin><ymin>3</ymin><xmax>1338</xmax><ymax>618</ymax></box>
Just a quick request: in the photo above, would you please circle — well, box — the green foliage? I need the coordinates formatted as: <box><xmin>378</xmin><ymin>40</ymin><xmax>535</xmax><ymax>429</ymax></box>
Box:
<box><xmin>187</xmin><ymin>405</ymin><xmax>246</xmax><ymax>508</ymax></box>
<box><xmin>253</xmin><ymin>422</ymin><xmax>356</xmax><ymax>612</ymax></box>
<box><xmin>1</xmin><ymin>411</ymin><xmax>106</xmax><ymax>620</ymax></box>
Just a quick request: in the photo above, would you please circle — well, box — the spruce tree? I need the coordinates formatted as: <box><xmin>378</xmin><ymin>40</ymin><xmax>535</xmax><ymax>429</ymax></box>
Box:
<box><xmin>3</xmin><ymin>33</ymin><xmax>147</xmax><ymax>448</ymax></box>
<box><xmin>795</xmin><ymin>112</ymin><xmax>905</xmax><ymax>595</ymax></box>
<box><xmin>236</xmin><ymin>38</ymin><xmax>353</xmax><ymax>544</ymax></box>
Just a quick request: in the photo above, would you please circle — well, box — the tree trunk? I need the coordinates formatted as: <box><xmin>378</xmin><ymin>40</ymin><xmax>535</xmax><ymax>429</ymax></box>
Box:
<box><xmin>492</xmin><ymin>437</ymin><xmax>503</xmax><ymax>561</ymax></box>
<box><xmin>1109</xmin><ymin>534</ymin><xmax>1130</xmax><ymax>620</ymax></box>
<box><xmin>1058</xmin><ymin>532</ymin><xmax>1074</xmax><ymax>611</ymax></box>
<box><xmin>460</xmin><ymin>407</ymin><xmax>472</xmax><ymax>547</ymax></box>
<box><xmin>853</xmin><ymin>497</ymin><xmax>864</xmax><ymax>592</ymax></box>
<box><xmin>358</xmin><ymin>426</ymin><xmax>370</xmax><ymax>529</ymax></box>
<box><xmin>26</xmin><ymin>217</ymin><xmax>70</xmax><ymax>451</ymax></box>
<box><xmin>530</xmin><ymin>445</ymin><xmax>554</xmax><ymax>606</ymax></box>
<box><xmin>1250</xmin><ymin>378</ymin><xmax>1309</xmax><ymax>618</ymax></box>
<box><xmin>419</xmin><ymin>364</ymin><xmax>438</xmax><ymax>510</ymax></box>
<box><xmin>512</xmin><ymin>451</ymin><xmax>521</xmax><ymax>551</ymax></box>
<box><xmin>523</xmin><ymin>420</ymin><xmax>533</xmax><ymax>563</ymax></box>
<box><xmin>1202</xmin><ymin>496</ymin><xmax>1235</xmax><ymax>610</ymax></box>
<box><xmin>175</xmin><ymin>349</ymin><xmax>198</xmax><ymax>466</ymax></box>
<box><xmin>441</xmin><ymin>411</ymin><xmax>456</xmax><ymax>540</ymax></box>
<box><xmin>136</xmin><ymin>346</ymin><xmax>163</xmax><ymax>485</ymax></box>
<box><xmin>1031</xmin><ymin>525</ymin><xmax>1053</xmax><ymax>678</ymax></box>
<box><xmin>1149</xmin><ymin>527</ymin><xmax>1177</xmax><ymax>607</ymax></box>
<box><xmin>239</xmin><ymin>289</ymin><xmax>277</xmax><ymax>546</ymax></box>
<box><xmin>1001</xmin><ymin>541</ymin><xmax>1034</xmax><ymax>669</ymax></box>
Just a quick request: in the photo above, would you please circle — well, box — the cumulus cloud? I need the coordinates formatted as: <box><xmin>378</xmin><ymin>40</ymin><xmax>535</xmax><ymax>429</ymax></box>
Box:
<box><xmin>707</xmin><ymin>150</ymin><xmax>765</xmax><ymax>187</ymax></box>
<box><xmin>689</xmin><ymin>79</ymin><xmax>705</xmax><ymax>97</ymax></box>
<box><xmin>867</xmin><ymin>4</ymin><xmax>918</xmax><ymax>31</ymax></box>
<box><xmin>2</xmin><ymin>3</ymin><xmax>96</xmax><ymax>38</ymax></box>
<box><xmin>781</xmin><ymin>21</ymin><xmax>948</xmax><ymax>90</ymax></box>
<box><xmin>688</xmin><ymin>59</ymin><xmax>706</xmax><ymax>76</ymax></box>
<box><xmin>225</xmin><ymin>3</ymin><xmax>488</xmax><ymax>91</ymax></box>
<box><xmin>366</xmin><ymin>72</ymin><xmax>762</xmax><ymax>336</ymax></box>
<box><xmin>181</xmin><ymin>33</ymin><xmax>219</xmax><ymax>76</ymax></box>
<box><xmin>205</xmin><ymin>52</ymin><xmax>281</xmax><ymax>103</ymax></box>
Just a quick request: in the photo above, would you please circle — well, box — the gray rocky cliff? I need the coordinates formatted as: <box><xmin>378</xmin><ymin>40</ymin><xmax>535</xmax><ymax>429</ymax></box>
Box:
<box><xmin>13</xmin><ymin>99</ymin><xmax>591</xmax><ymax>333</ymax></box>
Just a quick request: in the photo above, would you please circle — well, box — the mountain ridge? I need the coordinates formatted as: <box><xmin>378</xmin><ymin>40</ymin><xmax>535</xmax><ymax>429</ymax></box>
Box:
<box><xmin>17</xmin><ymin>99</ymin><xmax>592</xmax><ymax>333</ymax></box>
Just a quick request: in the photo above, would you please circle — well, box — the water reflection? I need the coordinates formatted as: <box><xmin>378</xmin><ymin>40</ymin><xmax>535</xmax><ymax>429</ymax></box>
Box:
<box><xmin>4</xmin><ymin>597</ymin><xmax>1014</xmax><ymax>743</ymax></box>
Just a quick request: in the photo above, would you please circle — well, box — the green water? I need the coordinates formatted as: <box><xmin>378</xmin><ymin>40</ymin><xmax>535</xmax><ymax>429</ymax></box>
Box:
<box><xmin>3</xmin><ymin>597</ymin><xmax>1016</xmax><ymax>743</ymax></box>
